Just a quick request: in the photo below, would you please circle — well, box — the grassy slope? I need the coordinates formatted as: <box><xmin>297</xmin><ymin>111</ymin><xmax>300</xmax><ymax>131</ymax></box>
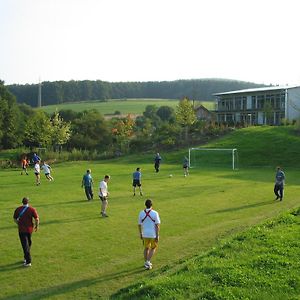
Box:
<box><xmin>0</xmin><ymin>126</ymin><xmax>300</xmax><ymax>299</ymax></box>
<box><xmin>39</xmin><ymin>99</ymin><xmax>215</xmax><ymax>115</ymax></box>
<box><xmin>113</xmin><ymin>211</ymin><xmax>300</xmax><ymax>300</ymax></box>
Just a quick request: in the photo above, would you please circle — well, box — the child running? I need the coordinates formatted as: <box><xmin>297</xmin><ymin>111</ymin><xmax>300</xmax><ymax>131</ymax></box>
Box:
<box><xmin>41</xmin><ymin>161</ymin><xmax>54</xmax><ymax>181</ymax></box>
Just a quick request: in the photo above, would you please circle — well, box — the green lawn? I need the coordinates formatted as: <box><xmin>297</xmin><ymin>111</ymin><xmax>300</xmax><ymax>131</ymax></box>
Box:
<box><xmin>38</xmin><ymin>99</ymin><xmax>215</xmax><ymax>115</ymax></box>
<box><xmin>1</xmin><ymin>157</ymin><xmax>300</xmax><ymax>299</ymax></box>
<box><xmin>1</xmin><ymin>126</ymin><xmax>300</xmax><ymax>299</ymax></box>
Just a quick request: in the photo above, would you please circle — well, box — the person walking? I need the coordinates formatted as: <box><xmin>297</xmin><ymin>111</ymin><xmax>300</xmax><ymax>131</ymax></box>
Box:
<box><xmin>154</xmin><ymin>153</ymin><xmax>162</xmax><ymax>173</ymax></box>
<box><xmin>138</xmin><ymin>199</ymin><xmax>161</xmax><ymax>270</ymax></box>
<box><xmin>274</xmin><ymin>166</ymin><xmax>285</xmax><ymax>201</ymax></box>
<box><xmin>21</xmin><ymin>156</ymin><xmax>29</xmax><ymax>175</ymax></box>
<box><xmin>82</xmin><ymin>169</ymin><xmax>93</xmax><ymax>201</ymax></box>
<box><xmin>13</xmin><ymin>197</ymin><xmax>39</xmax><ymax>267</ymax></box>
<box><xmin>133</xmin><ymin>167</ymin><xmax>143</xmax><ymax>196</ymax></box>
<box><xmin>183</xmin><ymin>156</ymin><xmax>189</xmax><ymax>177</ymax></box>
<box><xmin>99</xmin><ymin>175</ymin><xmax>110</xmax><ymax>217</ymax></box>
<box><xmin>34</xmin><ymin>160</ymin><xmax>41</xmax><ymax>185</ymax></box>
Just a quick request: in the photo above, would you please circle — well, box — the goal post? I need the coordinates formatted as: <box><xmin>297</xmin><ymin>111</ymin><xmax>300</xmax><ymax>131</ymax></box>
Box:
<box><xmin>188</xmin><ymin>148</ymin><xmax>238</xmax><ymax>170</ymax></box>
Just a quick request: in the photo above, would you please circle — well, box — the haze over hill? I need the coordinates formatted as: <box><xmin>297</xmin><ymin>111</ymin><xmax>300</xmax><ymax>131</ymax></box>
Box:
<box><xmin>7</xmin><ymin>78</ymin><xmax>268</xmax><ymax>108</ymax></box>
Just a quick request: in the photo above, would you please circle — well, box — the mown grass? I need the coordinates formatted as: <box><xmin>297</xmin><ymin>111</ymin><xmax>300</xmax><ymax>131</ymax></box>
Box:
<box><xmin>113</xmin><ymin>210</ymin><xmax>300</xmax><ymax>299</ymax></box>
<box><xmin>39</xmin><ymin>99</ymin><xmax>214</xmax><ymax>115</ymax></box>
<box><xmin>0</xmin><ymin>126</ymin><xmax>300</xmax><ymax>299</ymax></box>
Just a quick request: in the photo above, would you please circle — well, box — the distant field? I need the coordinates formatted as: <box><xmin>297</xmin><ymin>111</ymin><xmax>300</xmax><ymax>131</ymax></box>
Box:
<box><xmin>39</xmin><ymin>99</ymin><xmax>215</xmax><ymax>115</ymax></box>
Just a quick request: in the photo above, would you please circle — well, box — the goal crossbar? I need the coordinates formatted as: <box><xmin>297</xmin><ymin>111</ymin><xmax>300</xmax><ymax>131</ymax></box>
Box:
<box><xmin>188</xmin><ymin>148</ymin><xmax>238</xmax><ymax>170</ymax></box>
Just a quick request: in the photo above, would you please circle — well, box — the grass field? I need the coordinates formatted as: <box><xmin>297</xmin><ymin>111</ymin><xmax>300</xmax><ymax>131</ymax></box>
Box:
<box><xmin>39</xmin><ymin>99</ymin><xmax>215</xmax><ymax>115</ymax></box>
<box><xmin>1</xmin><ymin>126</ymin><xmax>300</xmax><ymax>299</ymax></box>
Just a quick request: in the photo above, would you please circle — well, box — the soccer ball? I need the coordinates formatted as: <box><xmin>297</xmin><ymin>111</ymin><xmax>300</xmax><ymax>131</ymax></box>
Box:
<box><xmin>169</xmin><ymin>174</ymin><xmax>173</xmax><ymax>178</ymax></box>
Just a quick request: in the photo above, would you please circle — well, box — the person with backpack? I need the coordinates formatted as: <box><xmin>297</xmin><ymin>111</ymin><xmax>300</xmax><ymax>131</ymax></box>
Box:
<box><xmin>13</xmin><ymin>197</ymin><xmax>39</xmax><ymax>267</ymax></box>
<box><xmin>138</xmin><ymin>199</ymin><xmax>161</xmax><ymax>270</ymax></box>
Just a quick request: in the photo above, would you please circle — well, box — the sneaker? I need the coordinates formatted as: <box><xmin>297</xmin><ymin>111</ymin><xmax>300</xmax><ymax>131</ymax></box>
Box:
<box><xmin>140</xmin><ymin>192</ymin><xmax>143</xmax><ymax>196</ymax></box>
<box><xmin>133</xmin><ymin>193</ymin><xmax>136</xmax><ymax>196</ymax></box>
<box><xmin>144</xmin><ymin>263</ymin><xmax>152</xmax><ymax>270</ymax></box>
<box><xmin>23</xmin><ymin>263</ymin><xmax>31</xmax><ymax>267</ymax></box>
<box><xmin>280</xmin><ymin>198</ymin><xmax>283</xmax><ymax>201</ymax></box>
<box><xmin>275</xmin><ymin>196</ymin><xmax>279</xmax><ymax>200</ymax></box>
<box><xmin>102</xmin><ymin>213</ymin><xmax>109</xmax><ymax>217</ymax></box>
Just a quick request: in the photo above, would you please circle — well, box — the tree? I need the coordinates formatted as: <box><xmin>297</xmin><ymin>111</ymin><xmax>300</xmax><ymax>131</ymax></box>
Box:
<box><xmin>111</xmin><ymin>114</ymin><xmax>135</xmax><ymax>153</ymax></box>
<box><xmin>50</xmin><ymin>111</ymin><xmax>71</xmax><ymax>151</ymax></box>
<box><xmin>176</xmin><ymin>97</ymin><xmax>197</xmax><ymax>142</ymax></box>
<box><xmin>69</xmin><ymin>110</ymin><xmax>111</xmax><ymax>151</ymax></box>
<box><xmin>24</xmin><ymin>110</ymin><xmax>53</xmax><ymax>148</ymax></box>
<box><xmin>156</xmin><ymin>106</ymin><xmax>175</xmax><ymax>122</ymax></box>
<box><xmin>0</xmin><ymin>80</ymin><xmax>23</xmax><ymax>149</ymax></box>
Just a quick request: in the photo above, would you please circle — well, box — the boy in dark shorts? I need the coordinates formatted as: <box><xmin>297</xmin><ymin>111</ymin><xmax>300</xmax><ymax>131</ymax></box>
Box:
<box><xmin>133</xmin><ymin>167</ymin><xmax>143</xmax><ymax>196</ymax></box>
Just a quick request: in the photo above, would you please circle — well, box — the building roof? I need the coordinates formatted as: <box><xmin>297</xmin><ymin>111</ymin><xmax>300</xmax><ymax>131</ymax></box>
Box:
<box><xmin>213</xmin><ymin>85</ymin><xmax>300</xmax><ymax>96</ymax></box>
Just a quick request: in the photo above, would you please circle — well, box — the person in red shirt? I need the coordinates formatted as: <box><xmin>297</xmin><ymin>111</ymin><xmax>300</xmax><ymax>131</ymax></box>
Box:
<box><xmin>13</xmin><ymin>197</ymin><xmax>39</xmax><ymax>267</ymax></box>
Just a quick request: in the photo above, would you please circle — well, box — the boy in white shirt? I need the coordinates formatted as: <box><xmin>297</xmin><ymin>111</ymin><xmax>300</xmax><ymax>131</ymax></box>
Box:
<box><xmin>41</xmin><ymin>161</ymin><xmax>54</xmax><ymax>181</ymax></box>
<box><xmin>34</xmin><ymin>161</ymin><xmax>41</xmax><ymax>185</ymax></box>
<box><xmin>99</xmin><ymin>175</ymin><xmax>110</xmax><ymax>217</ymax></box>
<box><xmin>138</xmin><ymin>199</ymin><xmax>161</xmax><ymax>270</ymax></box>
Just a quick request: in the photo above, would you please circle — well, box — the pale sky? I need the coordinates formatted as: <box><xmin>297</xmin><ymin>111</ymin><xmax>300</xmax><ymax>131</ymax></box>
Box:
<box><xmin>1</xmin><ymin>0</ymin><xmax>300</xmax><ymax>85</ymax></box>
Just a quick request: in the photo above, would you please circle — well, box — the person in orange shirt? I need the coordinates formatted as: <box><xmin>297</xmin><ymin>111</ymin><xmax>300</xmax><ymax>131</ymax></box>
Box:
<box><xmin>21</xmin><ymin>156</ymin><xmax>29</xmax><ymax>175</ymax></box>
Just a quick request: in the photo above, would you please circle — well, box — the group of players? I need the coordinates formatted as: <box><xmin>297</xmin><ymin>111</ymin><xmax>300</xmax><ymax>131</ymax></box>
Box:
<box><xmin>21</xmin><ymin>153</ymin><xmax>54</xmax><ymax>185</ymax></box>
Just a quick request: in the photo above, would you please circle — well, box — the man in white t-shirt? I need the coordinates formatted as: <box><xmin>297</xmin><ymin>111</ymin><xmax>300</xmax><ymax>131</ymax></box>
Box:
<box><xmin>34</xmin><ymin>161</ymin><xmax>41</xmax><ymax>186</ymax></box>
<box><xmin>99</xmin><ymin>175</ymin><xmax>110</xmax><ymax>217</ymax></box>
<box><xmin>138</xmin><ymin>199</ymin><xmax>161</xmax><ymax>270</ymax></box>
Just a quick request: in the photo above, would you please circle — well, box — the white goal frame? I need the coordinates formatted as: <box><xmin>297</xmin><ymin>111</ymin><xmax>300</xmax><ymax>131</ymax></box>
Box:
<box><xmin>188</xmin><ymin>148</ymin><xmax>238</xmax><ymax>170</ymax></box>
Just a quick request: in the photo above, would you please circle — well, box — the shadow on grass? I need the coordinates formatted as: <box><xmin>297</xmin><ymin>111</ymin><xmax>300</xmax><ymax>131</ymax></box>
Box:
<box><xmin>0</xmin><ymin>262</ymin><xmax>24</xmax><ymax>272</ymax></box>
<box><xmin>41</xmin><ymin>215</ymin><xmax>101</xmax><ymax>226</ymax></box>
<box><xmin>2</xmin><ymin>266</ymin><xmax>144</xmax><ymax>300</ymax></box>
<box><xmin>35</xmin><ymin>199</ymin><xmax>89</xmax><ymax>208</ymax></box>
<box><xmin>209</xmin><ymin>200</ymin><xmax>273</xmax><ymax>214</ymax></box>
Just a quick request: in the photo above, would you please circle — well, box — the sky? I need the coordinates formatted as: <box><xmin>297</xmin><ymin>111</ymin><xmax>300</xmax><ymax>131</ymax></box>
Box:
<box><xmin>1</xmin><ymin>0</ymin><xmax>300</xmax><ymax>86</ymax></box>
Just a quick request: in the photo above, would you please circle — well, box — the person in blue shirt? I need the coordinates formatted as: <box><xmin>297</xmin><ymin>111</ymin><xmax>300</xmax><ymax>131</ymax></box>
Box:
<box><xmin>274</xmin><ymin>166</ymin><xmax>285</xmax><ymax>201</ymax></box>
<box><xmin>82</xmin><ymin>169</ymin><xmax>93</xmax><ymax>201</ymax></box>
<box><xmin>154</xmin><ymin>153</ymin><xmax>162</xmax><ymax>173</ymax></box>
<box><xmin>133</xmin><ymin>167</ymin><xmax>143</xmax><ymax>196</ymax></box>
<box><xmin>32</xmin><ymin>153</ymin><xmax>41</xmax><ymax>164</ymax></box>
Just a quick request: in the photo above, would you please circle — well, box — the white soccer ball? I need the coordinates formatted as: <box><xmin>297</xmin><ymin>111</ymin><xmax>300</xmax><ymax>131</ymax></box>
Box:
<box><xmin>169</xmin><ymin>174</ymin><xmax>173</xmax><ymax>177</ymax></box>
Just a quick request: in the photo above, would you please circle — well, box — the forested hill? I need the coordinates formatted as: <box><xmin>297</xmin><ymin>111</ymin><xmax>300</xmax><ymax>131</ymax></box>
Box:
<box><xmin>7</xmin><ymin>78</ymin><xmax>267</xmax><ymax>107</ymax></box>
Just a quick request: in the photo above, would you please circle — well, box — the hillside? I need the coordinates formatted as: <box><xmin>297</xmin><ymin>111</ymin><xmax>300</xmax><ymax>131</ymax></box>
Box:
<box><xmin>112</xmin><ymin>209</ymin><xmax>300</xmax><ymax>299</ymax></box>
<box><xmin>203</xmin><ymin>126</ymin><xmax>300</xmax><ymax>168</ymax></box>
<box><xmin>7</xmin><ymin>78</ymin><xmax>267</xmax><ymax>107</ymax></box>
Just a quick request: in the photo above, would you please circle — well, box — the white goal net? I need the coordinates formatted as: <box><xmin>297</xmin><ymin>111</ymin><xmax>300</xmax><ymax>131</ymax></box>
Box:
<box><xmin>188</xmin><ymin>148</ymin><xmax>238</xmax><ymax>170</ymax></box>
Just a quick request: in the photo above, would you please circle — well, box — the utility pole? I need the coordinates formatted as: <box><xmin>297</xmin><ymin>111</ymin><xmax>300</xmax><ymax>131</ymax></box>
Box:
<box><xmin>38</xmin><ymin>78</ymin><xmax>42</xmax><ymax>107</ymax></box>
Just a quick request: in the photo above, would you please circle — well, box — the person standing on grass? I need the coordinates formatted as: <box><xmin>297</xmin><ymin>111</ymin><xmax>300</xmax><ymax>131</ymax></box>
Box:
<box><xmin>154</xmin><ymin>153</ymin><xmax>162</xmax><ymax>173</ymax></box>
<box><xmin>133</xmin><ymin>167</ymin><xmax>143</xmax><ymax>196</ymax></box>
<box><xmin>13</xmin><ymin>197</ymin><xmax>39</xmax><ymax>267</ymax></box>
<box><xmin>34</xmin><ymin>160</ymin><xmax>41</xmax><ymax>185</ymax></box>
<box><xmin>99</xmin><ymin>175</ymin><xmax>110</xmax><ymax>217</ymax></box>
<box><xmin>41</xmin><ymin>161</ymin><xmax>54</xmax><ymax>181</ymax></box>
<box><xmin>20</xmin><ymin>156</ymin><xmax>29</xmax><ymax>175</ymax></box>
<box><xmin>138</xmin><ymin>199</ymin><xmax>161</xmax><ymax>270</ymax></box>
<box><xmin>274</xmin><ymin>166</ymin><xmax>285</xmax><ymax>201</ymax></box>
<box><xmin>183</xmin><ymin>156</ymin><xmax>189</xmax><ymax>177</ymax></box>
<box><xmin>82</xmin><ymin>169</ymin><xmax>93</xmax><ymax>201</ymax></box>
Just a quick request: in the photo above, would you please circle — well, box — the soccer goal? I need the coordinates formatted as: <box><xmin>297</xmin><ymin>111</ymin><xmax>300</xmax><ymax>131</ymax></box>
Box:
<box><xmin>188</xmin><ymin>148</ymin><xmax>238</xmax><ymax>170</ymax></box>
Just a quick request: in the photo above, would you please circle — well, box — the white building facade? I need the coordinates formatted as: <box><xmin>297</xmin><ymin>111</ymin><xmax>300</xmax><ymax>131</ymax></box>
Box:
<box><xmin>215</xmin><ymin>86</ymin><xmax>300</xmax><ymax>125</ymax></box>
